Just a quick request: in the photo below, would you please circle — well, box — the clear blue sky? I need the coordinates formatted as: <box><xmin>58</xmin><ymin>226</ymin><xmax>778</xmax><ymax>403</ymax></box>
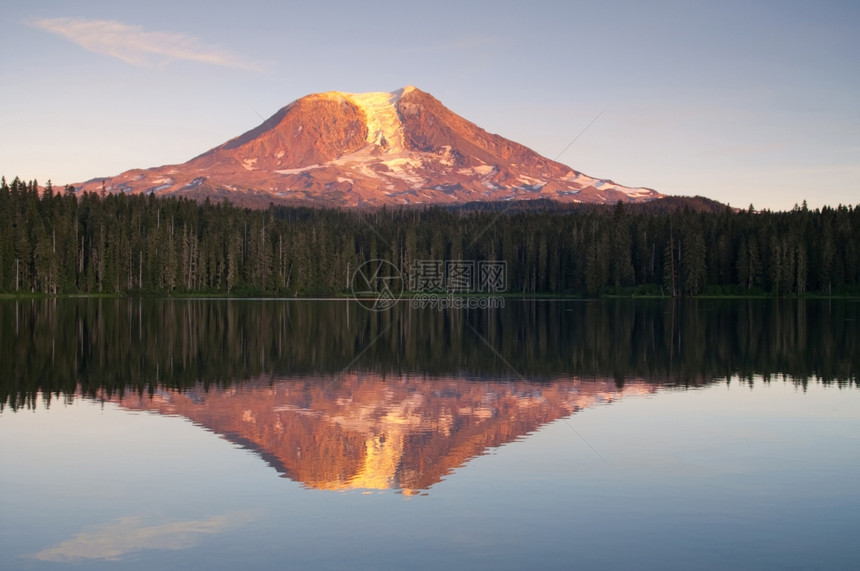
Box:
<box><xmin>2</xmin><ymin>0</ymin><xmax>858</xmax><ymax>210</ymax></box>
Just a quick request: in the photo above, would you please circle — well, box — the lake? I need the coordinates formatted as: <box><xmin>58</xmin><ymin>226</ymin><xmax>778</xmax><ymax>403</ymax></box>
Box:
<box><xmin>1</xmin><ymin>298</ymin><xmax>859</xmax><ymax>570</ymax></box>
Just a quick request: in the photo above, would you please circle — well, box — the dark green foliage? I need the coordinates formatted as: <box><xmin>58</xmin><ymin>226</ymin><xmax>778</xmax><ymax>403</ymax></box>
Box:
<box><xmin>2</xmin><ymin>298</ymin><xmax>856</xmax><ymax>411</ymax></box>
<box><xmin>1</xmin><ymin>179</ymin><xmax>858</xmax><ymax>297</ymax></box>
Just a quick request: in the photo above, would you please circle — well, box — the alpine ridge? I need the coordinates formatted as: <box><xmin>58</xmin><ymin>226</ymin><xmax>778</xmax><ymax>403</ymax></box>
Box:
<box><xmin>76</xmin><ymin>86</ymin><xmax>662</xmax><ymax>207</ymax></box>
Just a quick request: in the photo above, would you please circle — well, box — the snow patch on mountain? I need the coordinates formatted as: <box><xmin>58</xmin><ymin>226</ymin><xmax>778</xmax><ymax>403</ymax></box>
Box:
<box><xmin>275</xmin><ymin>165</ymin><xmax>319</xmax><ymax>176</ymax></box>
<box><xmin>341</xmin><ymin>89</ymin><xmax>408</xmax><ymax>152</ymax></box>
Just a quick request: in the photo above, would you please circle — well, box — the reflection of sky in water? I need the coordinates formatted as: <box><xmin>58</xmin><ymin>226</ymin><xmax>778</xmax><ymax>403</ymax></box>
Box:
<box><xmin>33</xmin><ymin>514</ymin><xmax>252</xmax><ymax>562</ymax></box>
<box><xmin>2</xmin><ymin>379</ymin><xmax>859</xmax><ymax>569</ymax></box>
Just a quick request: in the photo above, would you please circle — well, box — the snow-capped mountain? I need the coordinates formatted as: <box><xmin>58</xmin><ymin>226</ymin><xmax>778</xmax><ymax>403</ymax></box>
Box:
<box><xmin>114</xmin><ymin>374</ymin><xmax>657</xmax><ymax>491</ymax></box>
<box><xmin>76</xmin><ymin>86</ymin><xmax>662</xmax><ymax>207</ymax></box>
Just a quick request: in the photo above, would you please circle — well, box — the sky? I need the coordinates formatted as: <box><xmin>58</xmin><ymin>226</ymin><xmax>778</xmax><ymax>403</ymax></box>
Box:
<box><xmin>1</xmin><ymin>0</ymin><xmax>858</xmax><ymax>211</ymax></box>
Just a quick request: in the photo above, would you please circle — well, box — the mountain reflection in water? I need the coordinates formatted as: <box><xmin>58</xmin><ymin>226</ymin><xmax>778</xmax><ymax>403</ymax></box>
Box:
<box><xmin>3</xmin><ymin>298</ymin><xmax>857</xmax><ymax>492</ymax></box>
<box><xmin>108</xmin><ymin>375</ymin><xmax>655</xmax><ymax>493</ymax></box>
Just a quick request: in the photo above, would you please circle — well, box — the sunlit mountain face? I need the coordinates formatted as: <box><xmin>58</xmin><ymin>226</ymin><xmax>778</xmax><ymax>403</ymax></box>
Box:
<box><xmin>109</xmin><ymin>374</ymin><xmax>656</xmax><ymax>493</ymax></box>
<box><xmin>74</xmin><ymin>87</ymin><xmax>662</xmax><ymax>207</ymax></box>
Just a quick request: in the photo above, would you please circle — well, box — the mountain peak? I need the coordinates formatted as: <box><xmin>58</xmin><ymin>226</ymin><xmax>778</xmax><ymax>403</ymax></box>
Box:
<box><xmin>76</xmin><ymin>87</ymin><xmax>661</xmax><ymax>208</ymax></box>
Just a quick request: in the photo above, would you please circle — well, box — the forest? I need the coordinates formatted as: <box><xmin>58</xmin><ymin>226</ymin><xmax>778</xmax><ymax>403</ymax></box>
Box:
<box><xmin>1</xmin><ymin>175</ymin><xmax>858</xmax><ymax>297</ymax></box>
<box><xmin>3</xmin><ymin>297</ymin><xmax>857</xmax><ymax>411</ymax></box>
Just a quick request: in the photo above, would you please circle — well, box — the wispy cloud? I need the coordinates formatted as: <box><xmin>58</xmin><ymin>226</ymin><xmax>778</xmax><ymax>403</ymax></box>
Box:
<box><xmin>32</xmin><ymin>513</ymin><xmax>255</xmax><ymax>562</ymax></box>
<box><xmin>31</xmin><ymin>17</ymin><xmax>263</xmax><ymax>72</ymax></box>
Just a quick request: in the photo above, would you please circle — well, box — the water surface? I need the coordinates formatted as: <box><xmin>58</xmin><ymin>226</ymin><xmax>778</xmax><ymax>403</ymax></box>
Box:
<box><xmin>1</xmin><ymin>299</ymin><xmax>858</xmax><ymax>569</ymax></box>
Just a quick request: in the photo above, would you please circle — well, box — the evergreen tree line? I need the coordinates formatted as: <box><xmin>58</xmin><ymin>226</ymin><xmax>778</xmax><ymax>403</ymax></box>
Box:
<box><xmin>3</xmin><ymin>297</ymin><xmax>856</xmax><ymax>411</ymax></box>
<box><xmin>2</xmin><ymin>175</ymin><xmax>858</xmax><ymax>297</ymax></box>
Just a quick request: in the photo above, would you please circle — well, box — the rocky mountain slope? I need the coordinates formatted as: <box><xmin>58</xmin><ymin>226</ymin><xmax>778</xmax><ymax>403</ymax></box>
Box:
<box><xmin>76</xmin><ymin>86</ymin><xmax>662</xmax><ymax>207</ymax></box>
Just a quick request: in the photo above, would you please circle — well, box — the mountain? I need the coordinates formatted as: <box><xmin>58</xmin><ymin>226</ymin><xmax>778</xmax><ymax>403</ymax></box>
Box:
<box><xmin>75</xmin><ymin>86</ymin><xmax>662</xmax><ymax>207</ymax></box>
<box><xmin>110</xmin><ymin>374</ymin><xmax>656</xmax><ymax>492</ymax></box>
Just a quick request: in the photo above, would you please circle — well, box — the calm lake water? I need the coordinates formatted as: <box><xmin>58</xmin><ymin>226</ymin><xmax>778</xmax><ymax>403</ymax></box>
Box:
<box><xmin>1</xmin><ymin>299</ymin><xmax>859</xmax><ymax>570</ymax></box>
